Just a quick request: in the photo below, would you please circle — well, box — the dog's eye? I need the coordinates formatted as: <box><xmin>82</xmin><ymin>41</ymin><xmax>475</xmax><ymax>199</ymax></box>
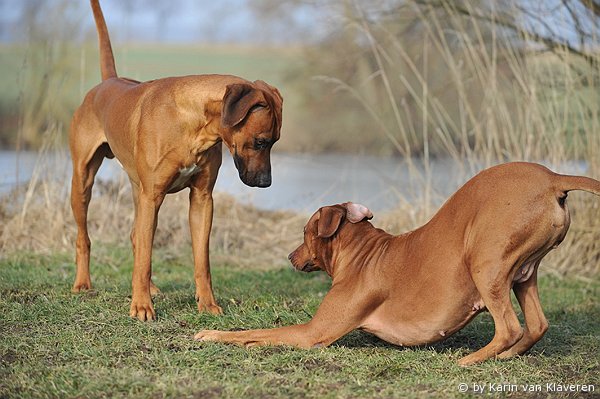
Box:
<box><xmin>253</xmin><ymin>138</ymin><xmax>270</xmax><ymax>150</ymax></box>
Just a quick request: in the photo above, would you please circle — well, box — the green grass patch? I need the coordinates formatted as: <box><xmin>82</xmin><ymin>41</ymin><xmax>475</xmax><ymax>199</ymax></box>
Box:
<box><xmin>0</xmin><ymin>44</ymin><xmax>296</xmax><ymax>106</ymax></box>
<box><xmin>0</xmin><ymin>250</ymin><xmax>598</xmax><ymax>398</ymax></box>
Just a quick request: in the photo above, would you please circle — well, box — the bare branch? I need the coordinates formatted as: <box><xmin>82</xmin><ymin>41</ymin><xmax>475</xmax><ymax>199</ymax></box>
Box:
<box><xmin>411</xmin><ymin>0</ymin><xmax>597</xmax><ymax>67</ymax></box>
<box><xmin>578</xmin><ymin>0</ymin><xmax>600</xmax><ymax>17</ymax></box>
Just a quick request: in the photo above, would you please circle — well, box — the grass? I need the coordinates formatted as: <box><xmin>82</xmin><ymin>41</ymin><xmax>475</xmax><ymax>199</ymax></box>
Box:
<box><xmin>1</xmin><ymin>248</ymin><xmax>598</xmax><ymax>398</ymax></box>
<box><xmin>1</xmin><ymin>3</ymin><xmax>599</xmax><ymax>396</ymax></box>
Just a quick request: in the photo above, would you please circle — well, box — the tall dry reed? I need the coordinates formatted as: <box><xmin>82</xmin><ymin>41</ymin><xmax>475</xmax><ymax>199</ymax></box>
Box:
<box><xmin>0</xmin><ymin>129</ymin><xmax>305</xmax><ymax>269</ymax></box>
<box><xmin>306</xmin><ymin>0</ymin><xmax>600</xmax><ymax>275</ymax></box>
<box><xmin>1</xmin><ymin>0</ymin><xmax>598</xmax><ymax>277</ymax></box>
<box><xmin>1</xmin><ymin>140</ymin><xmax>597</xmax><ymax>276</ymax></box>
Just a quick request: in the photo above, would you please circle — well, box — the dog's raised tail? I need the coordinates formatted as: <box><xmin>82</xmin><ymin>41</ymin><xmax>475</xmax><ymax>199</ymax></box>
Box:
<box><xmin>556</xmin><ymin>173</ymin><xmax>600</xmax><ymax>197</ymax></box>
<box><xmin>90</xmin><ymin>0</ymin><xmax>117</xmax><ymax>81</ymax></box>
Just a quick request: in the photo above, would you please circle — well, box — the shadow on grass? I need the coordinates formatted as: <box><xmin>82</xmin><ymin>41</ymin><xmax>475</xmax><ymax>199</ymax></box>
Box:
<box><xmin>333</xmin><ymin>296</ymin><xmax>599</xmax><ymax>362</ymax></box>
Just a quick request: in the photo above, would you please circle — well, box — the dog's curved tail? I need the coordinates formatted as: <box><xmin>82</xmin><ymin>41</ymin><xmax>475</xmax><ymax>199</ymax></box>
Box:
<box><xmin>90</xmin><ymin>0</ymin><xmax>117</xmax><ymax>81</ymax></box>
<box><xmin>556</xmin><ymin>173</ymin><xmax>600</xmax><ymax>197</ymax></box>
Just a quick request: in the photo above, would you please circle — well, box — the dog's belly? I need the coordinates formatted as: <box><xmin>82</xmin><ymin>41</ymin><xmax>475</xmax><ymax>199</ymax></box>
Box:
<box><xmin>361</xmin><ymin>298</ymin><xmax>486</xmax><ymax>346</ymax></box>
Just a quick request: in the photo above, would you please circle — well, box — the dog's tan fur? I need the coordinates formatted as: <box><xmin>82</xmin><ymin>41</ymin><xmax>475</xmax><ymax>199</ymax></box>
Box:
<box><xmin>70</xmin><ymin>0</ymin><xmax>282</xmax><ymax>320</ymax></box>
<box><xmin>195</xmin><ymin>162</ymin><xmax>600</xmax><ymax>365</ymax></box>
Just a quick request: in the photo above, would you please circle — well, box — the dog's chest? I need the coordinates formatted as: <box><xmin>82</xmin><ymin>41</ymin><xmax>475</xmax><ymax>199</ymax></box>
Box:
<box><xmin>168</xmin><ymin>164</ymin><xmax>202</xmax><ymax>192</ymax></box>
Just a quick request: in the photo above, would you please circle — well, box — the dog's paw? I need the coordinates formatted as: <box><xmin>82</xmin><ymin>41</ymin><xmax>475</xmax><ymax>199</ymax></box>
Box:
<box><xmin>198</xmin><ymin>303</ymin><xmax>223</xmax><ymax>315</ymax></box>
<box><xmin>71</xmin><ymin>280</ymin><xmax>92</xmax><ymax>293</ymax></box>
<box><xmin>149</xmin><ymin>280</ymin><xmax>161</xmax><ymax>296</ymax></box>
<box><xmin>195</xmin><ymin>295</ymin><xmax>223</xmax><ymax>315</ymax></box>
<box><xmin>194</xmin><ymin>330</ymin><xmax>222</xmax><ymax>342</ymax></box>
<box><xmin>130</xmin><ymin>299</ymin><xmax>156</xmax><ymax>321</ymax></box>
<box><xmin>194</xmin><ymin>330</ymin><xmax>261</xmax><ymax>347</ymax></box>
<box><xmin>457</xmin><ymin>354</ymin><xmax>481</xmax><ymax>367</ymax></box>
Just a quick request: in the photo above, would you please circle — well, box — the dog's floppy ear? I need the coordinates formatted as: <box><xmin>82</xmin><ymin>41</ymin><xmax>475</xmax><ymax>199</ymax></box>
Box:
<box><xmin>253</xmin><ymin>79</ymin><xmax>283</xmax><ymax>139</ymax></box>
<box><xmin>221</xmin><ymin>83</ymin><xmax>264</xmax><ymax>128</ymax></box>
<box><xmin>254</xmin><ymin>80</ymin><xmax>283</xmax><ymax>104</ymax></box>
<box><xmin>317</xmin><ymin>206</ymin><xmax>345</xmax><ymax>238</ymax></box>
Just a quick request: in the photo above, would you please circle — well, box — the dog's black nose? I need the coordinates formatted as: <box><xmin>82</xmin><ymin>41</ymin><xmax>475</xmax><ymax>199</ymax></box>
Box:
<box><xmin>255</xmin><ymin>173</ymin><xmax>271</xmax><ymax>188</ymax></box>
<box><xmin>241</xmin><ymin>171</ymin><xmax>272</xmax><ymax>188</ymax></box>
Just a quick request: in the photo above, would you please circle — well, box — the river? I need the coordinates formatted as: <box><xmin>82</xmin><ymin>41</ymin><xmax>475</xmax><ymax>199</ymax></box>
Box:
<box><xmin>0</xmin><ymin>150</ymin><xmax>588</xmax><ymax>212</ymax></box>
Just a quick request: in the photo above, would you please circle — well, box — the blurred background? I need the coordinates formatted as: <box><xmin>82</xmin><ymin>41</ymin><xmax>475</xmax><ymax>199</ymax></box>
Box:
<box><xmin>0</xmin><ymin>0</ymin><xmax>599</xmax><ymax>274</ymax></box>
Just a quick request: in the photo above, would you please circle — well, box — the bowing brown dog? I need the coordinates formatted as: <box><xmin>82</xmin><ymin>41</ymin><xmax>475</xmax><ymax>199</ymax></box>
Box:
<box><xmin>70</xmin><ymin>0</ymin><xmax>283</xmax><ymax>320</ymax></box>
<box><xmin>195</xmin><ymin>162</ymin><xmax>600</xmax><ymax>365</ymax></box>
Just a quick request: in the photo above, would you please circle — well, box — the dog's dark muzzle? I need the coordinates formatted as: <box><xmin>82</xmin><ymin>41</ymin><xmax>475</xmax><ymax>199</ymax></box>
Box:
<box><xmin>288</xmin><ymin>248</ymin><xmax>316</xmax><ymax>272</ymax></box>
<box><xmin>239</xmin><ymin>171</ymin><xmax>271</xmax><ymax>188</ymax></box>
<box><xmin>234</xmin><ymin>152</ymin><xmax>272</xmax><ymax>188</ymax></box>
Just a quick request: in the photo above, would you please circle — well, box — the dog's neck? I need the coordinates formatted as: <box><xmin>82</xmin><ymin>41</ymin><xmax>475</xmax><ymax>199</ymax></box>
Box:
<box><xmin>185</xmin><ymin>99</ymin><xmax>230</xmax><ymax>158</ymax></box>
<box><xmin>328</xmin><ymin>221</ymin><xmax>393</xmax><ymax>280</ymax></box>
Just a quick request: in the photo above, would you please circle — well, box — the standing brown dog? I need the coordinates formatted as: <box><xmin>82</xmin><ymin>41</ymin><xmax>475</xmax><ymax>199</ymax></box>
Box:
<box><xmin>195</xmin><ymin>162</ymin><xmax>600</xmax><ymax>365</ymax></box>
<box><xmin>70</xmin><ymin>0</ymin><xmax>283</xmax><ymax>320</ymax></box>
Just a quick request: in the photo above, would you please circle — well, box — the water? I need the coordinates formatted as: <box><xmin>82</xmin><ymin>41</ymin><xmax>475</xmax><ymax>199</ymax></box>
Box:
<box><xmin>0</xmin><ymin>150</ymin><xmax>588</xmax><ymax>212</ymax></box>
<box><xmin>217</xmin><ymin>152</ymin><xmax>468</xmax><ymax>212</ymax></box>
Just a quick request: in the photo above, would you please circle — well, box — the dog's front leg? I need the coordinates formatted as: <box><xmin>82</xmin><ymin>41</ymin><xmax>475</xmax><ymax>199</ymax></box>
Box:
<box><xmin>130</xmin><ymin>191</ymin><xmax>165</xmax><ymax>321</ymax></box>
<box><xmin>189</xmin><ymin>156</ymin><xmax>222</xmax><ymax>315</ymax></box>
<box><xmin>195</xmin><ymin>282</ymin><xmax>378</xmax><ymax>348</ymax></box>
<box><xmin>195</xmin><ymin>323</ymin><xmax>327</xmax><ymax>348</ymax></box>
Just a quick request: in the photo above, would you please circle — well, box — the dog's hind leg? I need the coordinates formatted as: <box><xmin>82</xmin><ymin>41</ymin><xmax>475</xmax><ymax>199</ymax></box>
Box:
<box><xmin>498</xmin><ymin>261</ymin><xmax>548</xmax><ymax>359</ymax></box>
<box><xmin>70</xmin><ymin>130</ymin><xmax>109</xmax><ymax>292</ymax></box>
<box><xmin>458</xmin><ymin>259</ymin><xmax>524</xmax><ymax>366</ymax></box>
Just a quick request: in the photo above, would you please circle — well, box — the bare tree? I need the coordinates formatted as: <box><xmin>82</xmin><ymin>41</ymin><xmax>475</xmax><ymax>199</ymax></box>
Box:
<box><xmin>252</xmin><ymin>0</ymin><xmax>599</xmax><ymax>158</ymax></box>
<box><xmin>411</xmin><ymin>0</ymin><xmax>599</xmax><ymax>68</ymax></box>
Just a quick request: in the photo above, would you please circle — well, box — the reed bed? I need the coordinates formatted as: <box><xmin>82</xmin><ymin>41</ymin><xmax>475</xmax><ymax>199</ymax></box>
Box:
<box><xmin>1</xmin><ymin>0</ymin><xmax>599</xmax><ymax>277</ymax></box>
<box><xmin>304</xmin><ymin>0</ymin><xmax>600</xmax><ymax>276</ymax></box>
<box><xmin>1</xmin><ymin>142</ymin><xmax>598</xmax><ymax>277</ymax></box>
<box><xmin>0</xmin><ymin>152</ymin><xmax>305</xmax><ymax>270</ymax></box>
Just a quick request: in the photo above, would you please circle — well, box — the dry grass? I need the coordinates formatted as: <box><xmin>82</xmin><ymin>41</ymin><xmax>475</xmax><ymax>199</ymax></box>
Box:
<box><xmin>1</xmin><ymin>1</ymin><xmax>599</xmax><ymax>278</ymax></box>
<box><xmin>0</xmin><ymin>136</ymin><xmax>306</xmax><ymax>269</ymax></box>
<box><xmin>0</xmin><ymin>182</ymin><xmax>305</xmax><ymax>272</ymax></box>
<box><xmin>294</xmin><ymin>1</ymin><xmax>600</xmax><ymax>160</ymax></box>
<box><xmin>299</xmin><ymin>0</ymin><xmax>600</xmax><ymax>276</ymax></box>
<box><xmin>1</xmin><ymin>142</ymin><xmax>599</xmax><ymax>278</ymax></box>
